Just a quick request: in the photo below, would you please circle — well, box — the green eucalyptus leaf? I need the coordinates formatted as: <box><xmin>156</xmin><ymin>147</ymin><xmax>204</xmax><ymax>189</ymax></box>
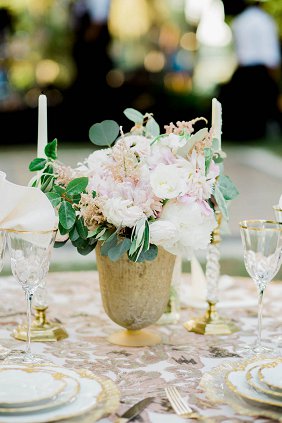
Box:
<box><xmin>101</xmin><ymin>231</ymin><xmax>118</xmax><ymax>256</ymax></box>
<box><xmin>145</xmin><ymin>118</ymin><xmax>160</xmax><ymax>137</ymax></box>
<box><xmin>218</xmin><ymin>175</ymin><xmax>239</xmax><ymax>201</ymax></box>
<box><xmin>69</xmin><ymin>225</ymin><xmax>80</xmax><ymax>242</ymax></box>
<box><xmin>59</xmin><ymin>201</ymin><xmax>76</xmax><ymax>230</ymax></box>
<box><xmin>45</xmin><ymin>192</ymin><xmax>61</xmax><ymax>208</ymax></box>
<box><xmin>76</xmin><ymin>217</ymin><xmax>88</xmax><ymax>239</ymax></box>
<box><xmin>66</xmin><ymin>177</ymin><xmax>88</xmax><ymax>196</ymax></box>
<box><xmin>214</xmin><ymin>185</ymin><xmax>228</xmax><ymax>220</ymax></box>
<box><xmin>204</xmin><ymin>147</ymin><xmax>213</xmax><ymax>176</ymax></box>
<box><xmin>97</xmin><ymin>228</ymin><xmax>112</xmax><ymax>241</ymax></box>
<box><xmin>44</xmin><ymin>139</ymin><xmax>57</xmax><ymax>160</ymax></box>
<box><xmin>89</xmin><ymin>120</ymin><xmax>119</xmax><ymax>146</ymax></box>
<box><xmin>71</xmin><ymin>237</ymin><xmax>88</xmax><ymax>248</ymax></box>
<box><xmin>92</xmin><ymin>190</ymin><xmax>96</xmax><ymax>198</ymax></box>
<box><xmin>138</xmin><ymin>244</ymin><xmax>158</xmax><ymax>262</ymax></box>
<box><xmin>107</xmin><ymin>238</ymin><xmax>131</xmax><ymax>261</ymax></box>
<box><xmin>58</xmin><ymin>222</ymin><xmax>69</xmax><ymax>235</ymax></box>
<box><xmin>54</xmin><ymin>239</ymin><xmax>69</xmax><ymax>248</ymax></box>
<box><xmin>129</xmin><ymin>244</ymin><xmax>158</xmax><ymax>262</ymax></box>
<box><xmin>177</xmin><ymin>128</ymin><xmax>208</xmax><ymax>158</ymax></box>
<box><xmin>88</xmin><ymin>226</ymin><xmax>105</xmax><ymax>238</ymax></box>
<box><xmin>77</xmin><ymin>242</ymin><xmax>97</xmax><ymax>256</ymax></box>
<box><xmin>88</xmin><ymin>236</ymin><xmax>98</xmax><ymax>245</ymax></box>
<box><xmin>123</xmin><ymin>108</ymin><xmax>143</xmax><ymax>124</ymax></box>
<box><xmin>29</xmin><ymin>158</ymin><xmax>47</xmax><ymax>172</ymax></box>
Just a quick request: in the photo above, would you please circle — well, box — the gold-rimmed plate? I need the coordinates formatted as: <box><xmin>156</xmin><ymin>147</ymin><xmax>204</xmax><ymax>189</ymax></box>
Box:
<box><xmin>0</xmin><ymin>372</ymin><xmax>80</xmax><ymax>414</ymax></box>
<box><xmin>0</xmin><ymin>364</ymin><xmax>120</xmax><ymax>423</ymax></box>
<box><xmin>225</xmin><ymin>359</ymin><xmax>282</xmax><ymax>408</ymax></box>
<box><xmin>258</xmin><ymin>359</ymin><xmax>282</xmax><ymax>393</ymax></box>
<box><xmin>246</xmin><ymin>364</ymin><xmax>282</xmax><ymax>399</ymax></box>
<box><xmin>0</xmin><ymin>367</ymin><xmax>67</xmax><ymax>408</ymax></box>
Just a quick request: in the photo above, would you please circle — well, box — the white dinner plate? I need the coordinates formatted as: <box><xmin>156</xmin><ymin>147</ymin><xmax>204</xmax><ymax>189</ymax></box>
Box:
<box><xmin>0</xmin><ymin>365</ymin><xmax>104</xmax><ymax>423</ymax></box>
<box><xmin>225</xmin><ymin>358</ymin><xmax>282</xmax><ymax>408</ymax></box>
<box><xmin>246</xmin><ymin>365</ymin><xmax>282</xmax><ymax>399</ymax></box>
<box><xmin>0</xmin><ymin>367</ymin><xmax>67</xmax><ymax>408</ymax></box>
<box><xmin>258</xmin><ymin>360</ymin><xmax>282</xmax><ymax>392</ymax></box>
<box><xmin>0</xmin><ymin>373</ymin><xmax>79</xmax><ymax>414</ymax></box>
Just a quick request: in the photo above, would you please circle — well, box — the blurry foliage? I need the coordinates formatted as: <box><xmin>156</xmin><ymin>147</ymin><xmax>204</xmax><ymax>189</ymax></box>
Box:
<box><xmin>0</xmin><ymin>0</ymin><xmax>76</xmax><ymax>91</ymax></box>
<box><xmin>0</xmin><ymin>0</ymin><xmax>281</xmax><ymax>97</ymax></box>
<box><xmin>265</xmin><ymin>1</ymin><xmax>282</xmax><ymax>37</ymax></box>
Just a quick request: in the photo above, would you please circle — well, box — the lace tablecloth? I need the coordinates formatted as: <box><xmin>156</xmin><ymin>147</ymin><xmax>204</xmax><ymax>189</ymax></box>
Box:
<box><xmin>0</xmin><ymin>271</ymin><xmax>281</xmax><ymax>423</ymax></box>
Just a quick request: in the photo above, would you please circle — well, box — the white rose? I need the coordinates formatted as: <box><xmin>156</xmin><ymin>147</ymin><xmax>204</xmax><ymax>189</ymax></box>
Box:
<box><xmin>150</xmin><ymin>164</ymin><xmax>186</xmax><ymax>199</ymax></box>
<box><xmin>149</xmin><ymin>220</ymin><xmax>179</xmax><ymax>245</ymax></box>
<box><xmin>160</xmin><ymin>199</ymin><xmax>217</xmax><ymax>258</ymax></box>
<box><xmin>103</xmin><ymin>197</ymin><xmax>144</xmax><ymax>228</ymax></box>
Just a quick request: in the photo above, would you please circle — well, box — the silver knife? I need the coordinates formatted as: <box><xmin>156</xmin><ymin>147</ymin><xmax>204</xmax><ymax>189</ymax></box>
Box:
<box><xmin>115</xmin><ymin>397</ymin><xmax>155</xmax><ymax>423</ymax></box>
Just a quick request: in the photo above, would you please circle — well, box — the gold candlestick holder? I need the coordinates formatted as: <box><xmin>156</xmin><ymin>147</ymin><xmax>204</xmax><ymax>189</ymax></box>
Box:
<box><xmin>183</xmin><ymin>210</ymin><xmax>239</xmax><ymax>335</ymax></box>
<box><xmin>13</xmin><ymin>281</ymin><xmax>68</xmax><ymax>342</ymax></box>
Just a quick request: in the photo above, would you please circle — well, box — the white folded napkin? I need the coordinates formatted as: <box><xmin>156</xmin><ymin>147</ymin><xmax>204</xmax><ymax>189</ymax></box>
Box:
<box><xmin>0</xmin><ymin>171</ymin><xmax>57</xmax><ymax>231</ymax></box>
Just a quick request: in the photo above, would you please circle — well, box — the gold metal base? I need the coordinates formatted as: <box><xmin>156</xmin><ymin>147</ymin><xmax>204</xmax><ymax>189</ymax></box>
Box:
<box><xmin>13</xmin><ymin>306</ymin><xmax>68</xmax><ymax>342</ymax></box>
<box><xmin>183</xmin><ymin>302</ymin><xmax>240</xmax><ymax>335</ymax></box>
<box><xmin>108</xmin><ymin>329</ymin><xmax>161</xmax><ymax>347</ymax></box>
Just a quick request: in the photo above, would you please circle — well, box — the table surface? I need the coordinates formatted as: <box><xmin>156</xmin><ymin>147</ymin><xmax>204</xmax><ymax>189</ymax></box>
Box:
<box><xmin>0</xmin><ymin>271</ymin><xmax>281</xmax><ymax>423</ymax></box>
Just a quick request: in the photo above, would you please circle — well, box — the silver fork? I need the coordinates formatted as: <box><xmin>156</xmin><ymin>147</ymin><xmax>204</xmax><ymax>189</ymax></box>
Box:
<box><xmin>165</xmin><ymin>386</ymin><xmax>211</xmax><ymax>421</ymax></box>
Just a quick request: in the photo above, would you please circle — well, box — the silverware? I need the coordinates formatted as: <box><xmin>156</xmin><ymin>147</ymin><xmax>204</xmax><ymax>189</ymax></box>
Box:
<box><xmin>114</xmin><ymin>396</ymin><xmax>155</xmax><ymax>423</ymax></box>
<box><xmin>165</xmin><ymin>386</ymin><xmax>212</xmax><ymax>422</ymax></box>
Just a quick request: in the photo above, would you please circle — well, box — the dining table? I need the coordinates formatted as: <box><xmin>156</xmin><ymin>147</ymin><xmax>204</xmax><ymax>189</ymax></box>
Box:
<box><xmin>0</xmin><ymin>269</ymin><xmax>281</xmax><ymax>423</ymax></box>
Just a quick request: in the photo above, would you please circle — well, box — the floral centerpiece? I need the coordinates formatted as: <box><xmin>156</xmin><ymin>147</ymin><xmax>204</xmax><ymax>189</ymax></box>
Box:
<box><xmin>29</xmin><ymin>107</ymin><xmax>238</xmax><ymax>263</ymax></box>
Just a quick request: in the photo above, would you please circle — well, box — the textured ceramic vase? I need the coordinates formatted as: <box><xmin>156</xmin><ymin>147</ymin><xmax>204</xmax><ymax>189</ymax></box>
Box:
<box><xmin>95</xmin><ymin>242</ymin><xmax>176</xmax><ymax>346</ymax></box>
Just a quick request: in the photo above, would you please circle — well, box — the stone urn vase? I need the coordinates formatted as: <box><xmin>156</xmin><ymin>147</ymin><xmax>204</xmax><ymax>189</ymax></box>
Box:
<box><xmin>95</xmin><ymin>243</ymin><xmax>176</xmax><ymax>347</ymax></box>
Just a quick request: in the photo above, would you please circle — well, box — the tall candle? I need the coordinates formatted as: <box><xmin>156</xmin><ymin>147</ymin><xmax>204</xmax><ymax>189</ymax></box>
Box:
<box><xmin>212</xmin><ymin>97</ymin><xmax>222</xmax><ymax>150</ymax></box>
<box><xmin>37</xmin><ymin>94</ymin><xmax>48</xmax><ymax>158</ymax></box>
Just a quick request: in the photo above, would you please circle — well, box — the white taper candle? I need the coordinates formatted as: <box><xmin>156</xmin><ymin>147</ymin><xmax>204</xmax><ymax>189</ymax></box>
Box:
<box><xmin>212</xmin><ymin>97</ymin><xmax>222</xmax><ymax>150</ymax></box>
<box><xmin>37</xmin><ymin>94</ymin><xmax>48</xmax><ymax>158</ymax></box>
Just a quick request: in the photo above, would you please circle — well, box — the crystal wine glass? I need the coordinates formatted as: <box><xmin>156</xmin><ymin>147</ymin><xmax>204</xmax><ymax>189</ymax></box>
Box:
<box><xmin>0</xmin><ymin>230</ymin><xmax>11</xmax><ymax>359</ymax></box>
<box><xmin>239</xmin><ymin>220</ymin><xmax>282</xmax><ymax>354</ymax></box>
<box><xmin>6</xmin><ymin>229</ymin><xmax>56</xmax><ymax>363</ymax></box>
<box><xmin>273</xmin><ymin>205</ymin><xmax>282</xmax><ymax>348</ymax></box>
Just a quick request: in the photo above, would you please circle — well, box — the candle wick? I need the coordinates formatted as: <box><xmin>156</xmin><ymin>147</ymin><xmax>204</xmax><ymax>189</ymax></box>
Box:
<box><xmin>41</xmin><ymin>90</ymin><xmax>46</xmax><ymax>95</ymax></box>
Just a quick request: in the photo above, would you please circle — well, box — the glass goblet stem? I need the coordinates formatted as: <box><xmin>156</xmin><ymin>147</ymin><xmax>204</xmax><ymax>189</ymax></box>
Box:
<box><xmin>25</xmin><ymin>291</ymin><xmax>34</xmax><ymax>356</ymax></box>
<box><xmin>257</xmin><ymin>288</ymin><xmax>264</xmax><ymax>349</ymax></box>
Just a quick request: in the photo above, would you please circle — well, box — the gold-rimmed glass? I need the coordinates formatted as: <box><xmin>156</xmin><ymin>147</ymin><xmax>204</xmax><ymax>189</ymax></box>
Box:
<box><xmin>6</xmin><ymin>229</ymin><xmax>56</xmax><ymax>364</ymax></box>
<box><xmin>239</xmin><ymin>220</ymin><xmax>282</xmax><ymax>354</ymax></box>
<box><xmin>273</xmin><ymin>206</ymin><xmax>282</xmax><ymax>348</ymax></box>
<box><xmin>273</xmin><ymin>205</ymin><xmax>282</xmax><ymax>223</ymax></box>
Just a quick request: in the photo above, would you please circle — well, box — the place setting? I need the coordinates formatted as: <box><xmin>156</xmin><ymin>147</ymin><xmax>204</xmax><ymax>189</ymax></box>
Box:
<box><xmin>0</xmin><ymin>363</ymin><xmax>119</xmax><ymax>423</ymax></box>
<box><xmin>199</xmin><ymin>214</ymin><xmax>282</xmax><ymax>421</ymax></box>
<box><xmin>0</xmin><ymin>163</ymin><xmax>120</xmax><ymax>422</ymax></box>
